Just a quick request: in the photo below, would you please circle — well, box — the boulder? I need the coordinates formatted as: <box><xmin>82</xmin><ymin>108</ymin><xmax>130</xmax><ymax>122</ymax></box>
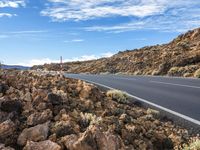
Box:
<box><xmin>0</xmin><ymin>143</ymin><xmax>14</xmax><ymax>150</ymax></box>
<box><xmin>62</xmin><ymin>126</ymin><xmax>125</xmax><ymax>150</ymax></box>
<box><xmin>23</xmin><ymin>140</ymin><xmax>61</xmax><ymax>150</ymax></box>
<box><xmin>0</xmin><ymin>99</ymin><xmax>22</xmax><ymax>113</ymax></box>
<box><xmin>48</xmin><ymin>93</ymin><xmax>62</xmax><ymax>105</ymax></box>
<box><xmin>0</xmin><ymin>84</ymin><xmax>8</xmax><ymax>94</ymax></box>
<box><xmin>27</xmin><ymin>109</ymin><xmax>53</xmax><ymax>126</ymax></box>
<box><xmin>51</xmin><ymin>120</ymin><xmax>75</xmax><ymax>138</ymax></box>
<box><xmin>0</xmin><ymin>119</ymin><xmax>15</xmax><ymax>140</ymax></box>
<box><xmin>0</xmin><ymin>111</ymin><xmax>10</xmax><ymax>122</ymax></box>
<box><xmin>17</xmin><ymin>122</ymin><xmax>49</xmax><ymax>146</ymax></box>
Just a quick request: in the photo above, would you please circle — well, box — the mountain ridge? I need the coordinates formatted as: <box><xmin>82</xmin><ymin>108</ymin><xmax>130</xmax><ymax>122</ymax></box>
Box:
<box><xmin>32</xmin><ymin>28</ymin><xmax>200</xmax><ymax>77</ymax></box>
<box><xmin>1</xmin><ymin>65</ymin><xmax>30</xmax><ymax>70</ymax></box>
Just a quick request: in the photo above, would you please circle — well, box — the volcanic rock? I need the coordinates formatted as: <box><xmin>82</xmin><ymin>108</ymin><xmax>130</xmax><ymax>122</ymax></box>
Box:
<box><xmin>0</xmin><ymin>84</ymin><xmax>8</xmax><ymax>94</ymax></box>
<box><xmin>27</xmin><ymin>109</ymin><xmax>53</xmax><ymax>126</ymax></box>
<box><xmin>0</xmin><ymin>70</ymin><xmax>198</xmax><ymax>150</ymax></box>
<box><xmin>48</xmin><ymin>93</ymin><xmax>62</xmax><ymax>105</ymax></box>
<box><xmin>0</xmin><ymin>119</ymin><xmax>16</xmax><ymax>140</ymax></box>
<box><xmin>17</xmin><ymin>122</ymin><xmax>49</xmax><ymax>146</ymax></box>
<box><xmin>23</xmin><ymin>140</ymin><xmax>61</xmax><ymax>150</ymax></box>
<box><xmin>0</xmin><ymin>99</ymin><xmax>22</xmax><ymax>113</ymax></box>
<box><xmin>62</xmin><ymin>126</ymin><xmax>125</xmax><ymax>150</ymax></box>
<box><xmin>0</xmin><ymin>143</ymin><xmax>14</xmax><ymax>150</ymax></box>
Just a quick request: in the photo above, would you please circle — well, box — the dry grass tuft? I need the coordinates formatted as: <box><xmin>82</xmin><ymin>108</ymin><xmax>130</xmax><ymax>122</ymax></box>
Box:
<box><xmin>184</xmin><ymin>139</ymin><xmax>200</xmax><ymax>150</ymax></box>
<box><xmin>194</xmin><ymin>69</ymin><xmax>200</xmax><ymax>78</ymax></box>
<box><xmin>80</xmin><ymin>112</ymin><xmax>102</xmax><ymax>126</ymax></box>
<box><xmin>147</xmin><ymin>108</ymin><xmax>160</xmax><ymax>118</ymax></box>
<box><xmin>106</xmin><ymin>89</ymin><xmax>129</xmax><ymax>103</ymax></box>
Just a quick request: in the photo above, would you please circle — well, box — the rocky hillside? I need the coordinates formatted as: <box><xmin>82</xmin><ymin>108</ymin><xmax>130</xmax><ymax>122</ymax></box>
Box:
<box><xmin>32</xmin><ymin>28</ymin><xmax>200</xmax><ymax>77</ymax></box>
<box><xmin>0</xmin><ymin>70</ymin><xmax>199</xmax><ymax>150</ymax></box>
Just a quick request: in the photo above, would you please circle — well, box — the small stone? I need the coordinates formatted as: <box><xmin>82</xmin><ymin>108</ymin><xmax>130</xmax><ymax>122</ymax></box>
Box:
<box><xmin>23</xmin><ymin>140</ymin><xmax>61</xmax><ymax>150</ymax></box>
<box><xmin>35</xmin><ymin>102</ymin><xmax>47</xmax><ymax>110</ymax></box>
<box><xmin>0</xmin><ymin>143</ymin><xmax>14</xmax><ymax>150</ymax></box>
<box><xmin>24</xmin><ymin>92</ymin><xmax>32</xmax><ymax>102</ymax></box>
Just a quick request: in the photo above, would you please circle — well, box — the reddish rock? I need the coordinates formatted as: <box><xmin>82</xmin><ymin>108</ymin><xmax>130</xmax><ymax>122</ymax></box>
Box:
<box><xmin>0</xmin><ymin>99</ymin><xmax>22</xmax><ymax>113</ymax></box>
<box><xmin>0</xmin><ymin>143</ymin><xmax>14</xmax><ymax>150</ymax></box>
<box><xmin>17</xmin><ymin>122</ymin><xmax>49</xmax><ymax>146</ymax></box>
<box><xmin>62</xmin><ymin>126</ymin><xmax>125</xmax><ymax>150</ymax></box>
<box><xmin>0</xmin><ymin>119</ymin><xmax>15</xmax><ymax>140</ymax></box>
<box><xmin>27</xmin><ymin>109</ymin><xmax>53</xmax><ymax>126</ymax></box>
<box><xmin>23</xmin><ymin>140</ymin><xmax>61</xmax><ymax>150</ymax></box>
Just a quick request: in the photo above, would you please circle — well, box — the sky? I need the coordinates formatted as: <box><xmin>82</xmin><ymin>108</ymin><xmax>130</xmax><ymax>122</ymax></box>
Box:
<box><xmin>0</xmin><ymin>0</ymin><xmax>200</xmax><ymax>66</ymax></box>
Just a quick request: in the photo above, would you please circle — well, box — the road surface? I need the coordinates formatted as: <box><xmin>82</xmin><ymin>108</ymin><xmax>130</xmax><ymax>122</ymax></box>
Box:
<box><xmin>65</xmin><ymin>74</ymin><xmax>200</xmax><ymax>125</ymax></box>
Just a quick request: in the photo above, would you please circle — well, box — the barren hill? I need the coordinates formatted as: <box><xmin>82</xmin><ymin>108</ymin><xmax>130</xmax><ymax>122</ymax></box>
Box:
<box><xmin>32</xmin><ymin>28</ymin><xmax>200</xmax><ymax>77</ymax></box>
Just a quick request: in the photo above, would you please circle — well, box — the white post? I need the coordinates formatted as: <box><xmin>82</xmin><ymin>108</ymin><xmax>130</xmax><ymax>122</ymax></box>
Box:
<box><xmin>60</xmin><ymin>56</ymin><xmax>63</xmax><ymax>76</ymax></box>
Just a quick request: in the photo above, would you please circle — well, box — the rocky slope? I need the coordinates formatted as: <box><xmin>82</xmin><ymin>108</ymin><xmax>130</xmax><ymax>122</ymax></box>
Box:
<box><xmin>0</xmin><ymin>69</ymin><xmax>199</xmax><ymax>150</ymax></box>
<box><xmin>32</xmin><ymin>28</ymin><xmax>200</xmax><ymax>77</ymax></box>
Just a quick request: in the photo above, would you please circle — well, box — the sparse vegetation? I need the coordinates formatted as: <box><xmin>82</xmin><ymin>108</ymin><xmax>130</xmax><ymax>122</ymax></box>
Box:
<box><xmin>80</xmin><ymin>112</ymin><xmax>102</xmax><ymax>126</ymax></box>
<box><xmin>147</xmin><ymin>108</ymin><xmax>160</xmax><ymax>118</ymax></box>
<box><xmin>183</xmin><ymin>73</ymin><xmax>193</xmax><ymax>77</ymax></box>
<box><xmin>184</xmin><ymin>139</ymin><xmax>200</xmax><ymax>150</ymax></box>
<box><xmin>151</xmin><ymin>70</ymin><xmax>160</xmax><ymax>75</ymax></box>
<box><xmin>194</xmin><ymin>69</ymin><xmax>200</xmax><ymax>78</ymax></box>
<box><xmin>168</xmin><ymin>67</ymin><xmax>180</xmax><ymax>76</ymax></box>
<box><xmin>106</xmin><ymin>89</ymin><xmax>130</xmax><ymax>103</ymax></box>
<box><xmin>178</xmin><ymin>41</ymin><xmax>190</xmax><ymax>50</ymax></box>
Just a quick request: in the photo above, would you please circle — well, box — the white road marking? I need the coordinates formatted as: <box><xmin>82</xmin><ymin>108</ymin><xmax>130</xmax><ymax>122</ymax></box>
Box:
<box><xmin>150</xmin><ymin>80</ymin><xmax>200</xmax><ymax>89</ymax></box>
<box><xmin>67</xmin><ymin>76</ymin><xmax>200</xmax><ymax>126</ymax></box>
<box><xmin>114</xmin><ymin>77</ymin><xmax>138</xmax><ymax>81</ymax></box>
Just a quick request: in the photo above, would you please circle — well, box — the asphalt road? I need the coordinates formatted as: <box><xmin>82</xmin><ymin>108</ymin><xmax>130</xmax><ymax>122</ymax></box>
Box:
<box><xmin>65</xmin><ymin>74</ymin><xmax>200</xmax><ymax>125</ymax></box>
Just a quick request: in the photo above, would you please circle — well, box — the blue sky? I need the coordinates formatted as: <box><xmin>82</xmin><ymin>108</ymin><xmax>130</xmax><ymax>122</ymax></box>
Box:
<box><xmin>0</xmin><ymin>0</ymin><xmax>200</xmax><ymax>66</ymax></box>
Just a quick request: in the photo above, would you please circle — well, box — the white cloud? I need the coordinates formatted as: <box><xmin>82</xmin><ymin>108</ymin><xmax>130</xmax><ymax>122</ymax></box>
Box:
<box><xmin>41</xmin><ymin>0</ymin><xmax>168</xmax><ymax>21</ymax></box>
<box><xmin>85</xmin><ymin>1</ymin><xmax>200</xmax><ymax>33</ymax></box>
<box><xmin>64</xmin><ymin>39</ymin><xmax>84</xmax><ymax>43</ymax></box>
<box><xmin>0</xmin><ymin>13</ymin><xmax>17</xmax><ymax>18</ymax></box>
<box><xmin>16</xmin><ymin>58</ymin><xmax>56</xmax><ymax>67</ymax></box>
<box><xmin>41</xmin><ymin>0</ymin><xmax>200</xmax><ymax>32</ymax></box>
<box><xmin>85</xmin><ymin>21</ymin><xmax>145</xmax><ymax>33</ymax></box>
<box><xmin>101</xmin><ymin>52</ymin><xmax>114</xmax><ymax>58</ymax></box>
<box><xmin>0</xmin><ymin>30</ymin><xmax>49</xmax><ymax>39</ymax></box>
<box><xmin>9</xmin><ymin>30</ymin><xmax>48</xmax><ymax>34</ymax></box>
<box><xmin>0</xmin><ymin>0</ymin><xmax>25</xmax><ymax>8</ymax></box>
<box><xmin>0</xmin><ymin>0</ymin><xmax>26</xmax><ymax>19</ymax></box>
<box><xmin>0</xmin><ymin>35</ymin><xmax>8</xmax><ymax>38</ymax></box>
<box><xmin>16</xmin><ymin>52</ymin><xmax>114</xmax><ymax>67</ymax></box>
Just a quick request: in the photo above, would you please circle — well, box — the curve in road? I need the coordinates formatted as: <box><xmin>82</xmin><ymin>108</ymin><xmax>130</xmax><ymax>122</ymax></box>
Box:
<box><xmin>65</xmin><ymin>74</ymin><xmax>200</xmax><ymax>126</ymax></box>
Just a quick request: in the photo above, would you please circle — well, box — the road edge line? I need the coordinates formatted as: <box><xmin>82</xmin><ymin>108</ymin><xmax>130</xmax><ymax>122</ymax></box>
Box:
<box><xmin>78</xmin><ymin>78</ymin><xmax>200</xmax><ymax>126</ymax></box>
